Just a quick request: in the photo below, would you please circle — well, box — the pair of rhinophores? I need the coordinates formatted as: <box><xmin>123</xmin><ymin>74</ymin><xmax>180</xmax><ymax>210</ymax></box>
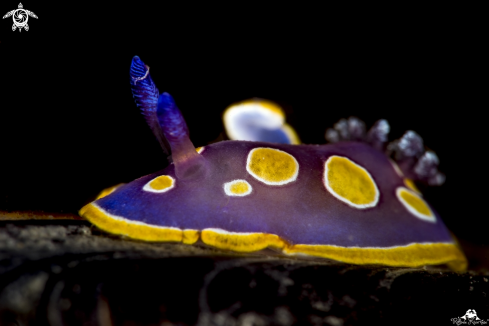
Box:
<box><xmin>80</xmin><ymin>56</ymin><xmax>467</xmax><ymax>271</ymax></box>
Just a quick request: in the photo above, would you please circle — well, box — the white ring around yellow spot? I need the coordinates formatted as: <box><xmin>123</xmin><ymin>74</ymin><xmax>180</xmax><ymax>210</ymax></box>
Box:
<box><xmin>396</xmin><ymin>187</ymin><xmax>436</xmax><ymax>223</ymax></box>
<box><xmin>223</xmin><ymin>179</ymin><xmax>253</xmax><ymax>197</ymax></box>
<box><xmin>143</xmin><ymin>175</ymin><xmax>175</xmax><ymax>193</ymax></box>
<box><xmin>196</xmin><ymin>146</ymin><xmax>205</xmax><ymax>154</ymax></box>
<box><xmin>246</xmin><ymin>147</ymin><xmax>299</xmax><ymax>185</ymax></box>
<box><xmin>323</xmin><ymin>156</ymin><xmax>379</xmax><ymax>209</ymax></box>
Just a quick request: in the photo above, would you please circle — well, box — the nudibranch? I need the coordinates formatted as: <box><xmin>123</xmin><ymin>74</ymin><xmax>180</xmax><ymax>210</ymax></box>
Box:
<box><xmin>80</xmin><ymin>56</ymin><xmax>467</xmax><ymax>271</ymax></box>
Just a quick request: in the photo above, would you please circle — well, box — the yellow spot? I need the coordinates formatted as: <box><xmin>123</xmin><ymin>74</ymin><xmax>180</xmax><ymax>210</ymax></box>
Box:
<box><xmin>143</xmin><ymin>175</ymin><xmax>175</xmax><ymax>193</ymax></box>
<box><xmin>224</xmin><ymin>180</ymin><xmax>252</xmax><ymax>196</ymax></box>
<box><xmin>404</xmin><ymin>178</ymin><xmax>421</xmax><ymax>194</ymax></box>
<box><xmin>196</xmin><ymin>146</ymin><xmax>204</xmax><ymax>154</ymax></box>
<box><xmin>396</xmin><ymin>187</ymin><xmax>435</xmax><ymax>222</ymax></box>
<box><xmin>246</xmin><ymin>147</ymin><xmax>299</xmax><ymax>185</ymax></box>
<box><xmin>230</xmin><ymin>182</ymin><xmax>248</xmax><ymax>194</ymax></box>
<box><xmin>94</xmin><ymin>183</ymin><xmax>125</xmax><ymax>200</ymax></box>
<box><xmin>324</xmin><ymin>156</ymin><xmax>379</xmax><ymax>208</ymax></box>
<box><xmin>149</xmin><ymin>176</ymin><xmax>173</xmax><ymax>190</ymax></box>
<box><xmin>201</xmin><ymin>228</ymin><xmax>286</xmax><ymax>252</ymax></box>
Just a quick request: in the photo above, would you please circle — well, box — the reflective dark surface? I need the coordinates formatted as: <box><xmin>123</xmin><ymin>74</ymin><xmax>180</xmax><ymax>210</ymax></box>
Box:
<box><xmin>1</xmin><ymin>221</ymin><xmax>488</xmax><ymax>325</ymax></box>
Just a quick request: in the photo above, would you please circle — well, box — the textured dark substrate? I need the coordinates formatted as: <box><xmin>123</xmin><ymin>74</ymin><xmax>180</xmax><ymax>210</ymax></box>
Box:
<box><xmin>1</xmin><ymin>220</ymin><xmax>488</xmax><ymax>326</ymax></box>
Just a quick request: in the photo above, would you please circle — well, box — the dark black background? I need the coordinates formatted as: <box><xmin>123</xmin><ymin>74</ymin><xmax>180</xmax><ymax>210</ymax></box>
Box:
<box><xmin>0</xmin><ymin>4</ymin><xmax>486</xmax><ymax>247</ymax></box>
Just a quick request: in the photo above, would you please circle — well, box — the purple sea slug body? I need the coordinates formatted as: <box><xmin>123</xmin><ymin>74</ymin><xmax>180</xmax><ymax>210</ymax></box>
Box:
<box><xmin>79</xmin><ymin>56</ymin><xmax>467</xmax><ymax>271</ymax></box>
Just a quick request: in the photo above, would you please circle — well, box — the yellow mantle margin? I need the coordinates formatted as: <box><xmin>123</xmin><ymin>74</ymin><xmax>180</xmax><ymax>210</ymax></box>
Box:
<box><xmin>79</xmin><ymin>202</ymin><xmax>467</xmax><ymax>272</ymax></box>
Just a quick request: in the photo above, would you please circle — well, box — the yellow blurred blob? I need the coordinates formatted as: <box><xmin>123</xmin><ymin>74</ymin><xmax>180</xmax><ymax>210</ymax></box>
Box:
<box><xmin>222</xmin><ymin>98</ymin><xmax>301</xmax><ymax>144</ymax></box>
<box><xmin>396</xmin><ymin>187</ymin><xmax>435</xmax><ymax>222</ymax></box>
<box><xmin>246</xmin><ymin>148</ymin><xmax>299</xmax><ymax>185</ymax></box>
<box><xmin>324</xmin><ymin>156</ymin><xmax>379</xmax><ymax>208</ymax></box>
